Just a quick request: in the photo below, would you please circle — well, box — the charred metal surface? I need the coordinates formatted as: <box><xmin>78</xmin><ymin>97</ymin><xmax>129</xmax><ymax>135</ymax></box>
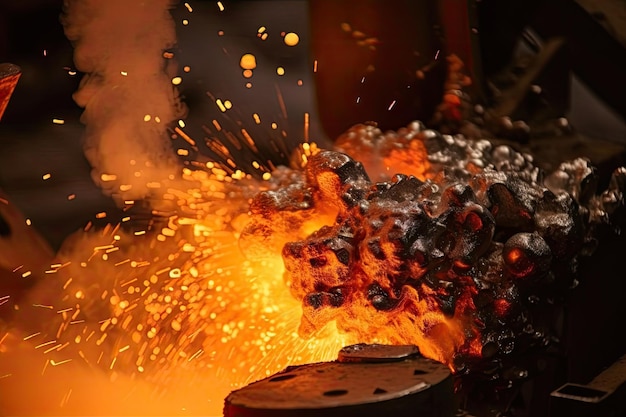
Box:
<box><xmin>224</xmin><ymin>344</ymin><xmax>454</xmax><ymax>417</ymax></box>
<box><xmin>242</xmin><ymin>121</ymin><xmax>626</xmax><ymax>380</ymax></box>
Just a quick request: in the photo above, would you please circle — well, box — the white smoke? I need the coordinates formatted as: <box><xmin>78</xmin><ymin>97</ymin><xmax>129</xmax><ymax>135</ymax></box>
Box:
<box><xmin>62</xmin><ymin>0</ymin><xmax>186</xmax><ymax>202</ymax></box>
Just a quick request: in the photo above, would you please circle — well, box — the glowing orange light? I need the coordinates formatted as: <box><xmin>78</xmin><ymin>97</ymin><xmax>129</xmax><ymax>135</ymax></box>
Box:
<box><xmin>239</xmin><ymin>54</ymin><xmax>257</xmax><ymax>70</ymax></box>
<box><xmin>283</xmin><ymin>32</ymin><xmax>299</xmax><ymax>46</ymax></box>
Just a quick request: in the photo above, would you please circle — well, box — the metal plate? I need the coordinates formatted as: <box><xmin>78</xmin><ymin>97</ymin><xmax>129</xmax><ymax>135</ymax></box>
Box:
<box><xmin>224</xmin><ymin>345</ymin><xmax>453</xmax><ymax>417</ymax></box>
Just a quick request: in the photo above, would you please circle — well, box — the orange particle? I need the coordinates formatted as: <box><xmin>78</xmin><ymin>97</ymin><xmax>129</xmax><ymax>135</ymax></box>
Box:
<box><xmin>239</xmin><ymin>54</ymin><xmax>257</xmax><ymax>70</ymax></box>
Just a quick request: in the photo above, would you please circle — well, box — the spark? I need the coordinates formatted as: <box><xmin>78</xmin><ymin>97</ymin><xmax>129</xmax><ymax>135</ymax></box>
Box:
<box><xmin>44</xmin><ymin>343</ymin><xmax>63</xmax><ymax>354</ymax></box>
<box><xmin>275</xmin><ymin>84</ymin><xmax>288</xmax><ymax>119</ymax></box>
<box><xmin>50</xmin><ymin>359</ymin><xmax>72</xmax><ymax>367</ymax></box>
<box><xmin>388</xmin><ymin>100</ymin><xmax>397</xmax><ymax>111</ymax></box>
<box><xmin>215</xmin><ymin>99</ymin><xmax>227</xmax><ymax>112</ymax></box>
<box><xmin>23</xmin><ymin>332</ymin><xmax>41</xmax><ymax>341</ymax></box>
<box><xmin>52</xmin><ymin>118</ymin><xmax>65</xmax><ymax>125</ymax></box>
<box><xmin>240</xmin><ymin>54</ymin><xmax>256</xmax><ymax>70</ymax></box>
<box><xmin>60</xmin><ymin>388</ymin><xmax>73</xmax><ymax>408</ymax></box>
<box><xmin>217</xmin><ymin>1</ymin><xmax>225</xmax><ymax>11</ymax></box>
<box><xmin>283</xmin><ymin>32</ymin><xmax>299</xmax><ymax>46</ymax></box>
<box><xmin>100</xmin><ymin>174</ymin><xmax>117</xmax><ymax>181</ymax></box>
<box><xmin>35</xmin><ymin>340</ymin><xmax>57</xmax><ymax>349</ymax></box>
<box><xmin>174</xmin><ymin>127</ymin><xmax>196</xmax><ymax>146</ymax></box>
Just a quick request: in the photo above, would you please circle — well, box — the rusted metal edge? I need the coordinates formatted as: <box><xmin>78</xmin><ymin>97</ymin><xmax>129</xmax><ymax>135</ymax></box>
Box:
<box><xmin>0</xmin><ymin>63</ymin><xmax>21</xmax><ymax>121</ymax></box>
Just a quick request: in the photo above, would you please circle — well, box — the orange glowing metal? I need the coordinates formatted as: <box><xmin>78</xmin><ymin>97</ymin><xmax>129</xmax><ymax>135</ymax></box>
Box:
<box><xmin>0</xmin><ymin>63</ymin><xmax>21</xmax><ymax>121</ymax></box>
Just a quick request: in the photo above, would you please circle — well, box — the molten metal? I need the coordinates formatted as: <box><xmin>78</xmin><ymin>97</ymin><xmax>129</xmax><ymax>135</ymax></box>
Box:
<box><xmin>243</xmin><ymin>121</ymin><xmax>626</xmax><ymax>370</ymax></box>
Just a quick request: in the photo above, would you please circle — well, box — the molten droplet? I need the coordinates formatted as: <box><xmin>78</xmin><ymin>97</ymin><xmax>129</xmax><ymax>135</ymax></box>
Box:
<box><xmin>239</xmin><ymin>54</ymin><xmax>257</xmax><ymax>70</ymax></box>
<box><xmin>283</xmin><ymin>32</ymin><xmax>299</xmax><ymax>46</ymax></box>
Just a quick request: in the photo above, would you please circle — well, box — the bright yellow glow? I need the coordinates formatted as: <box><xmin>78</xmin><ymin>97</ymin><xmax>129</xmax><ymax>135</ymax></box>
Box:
<box><xmin>284</xmin><ymin>32</ymin><xmax>299</xmax><ymax>46</ymax></box>
<box><xmin>100</xmin><ymin>174</ymin><xmax>117</xmax><ymax>182</ymax></box>
<box><xmin>239</xmin><ymin>53</ymin><xmax>257</xmax><ymax>70</ymax></box>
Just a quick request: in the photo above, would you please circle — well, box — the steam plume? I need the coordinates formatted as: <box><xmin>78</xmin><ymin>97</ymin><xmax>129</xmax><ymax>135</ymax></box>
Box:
<box><xmin>62</xmin><ymin>0</ymin><xmax>186</xmax><ymax>202</ymax></box>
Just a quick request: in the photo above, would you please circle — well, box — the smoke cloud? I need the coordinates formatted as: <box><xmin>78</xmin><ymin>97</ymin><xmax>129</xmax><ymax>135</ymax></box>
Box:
<box><xmin>62</xmin><ymin>0</ymin><xmax>186</xmax><ymax>202</ymax></box>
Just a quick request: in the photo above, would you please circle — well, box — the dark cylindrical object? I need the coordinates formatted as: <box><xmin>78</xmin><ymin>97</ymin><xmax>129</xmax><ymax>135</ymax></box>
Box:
<box><xmin>224</xmin><ymin>344</ymin><xmax>454</xmax><ymax>417</ymax></box>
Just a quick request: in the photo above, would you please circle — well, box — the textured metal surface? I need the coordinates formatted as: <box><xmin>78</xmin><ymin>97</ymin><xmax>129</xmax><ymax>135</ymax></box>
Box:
<box><xmin>224</xmin><ymin>345</ymin><xmax>453</xmax><ymax>417</ymax></box>
<box><xmin>338</xmin><ymin>343</ymin><xmax>420</xmax><ymax>363</ymax></box>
